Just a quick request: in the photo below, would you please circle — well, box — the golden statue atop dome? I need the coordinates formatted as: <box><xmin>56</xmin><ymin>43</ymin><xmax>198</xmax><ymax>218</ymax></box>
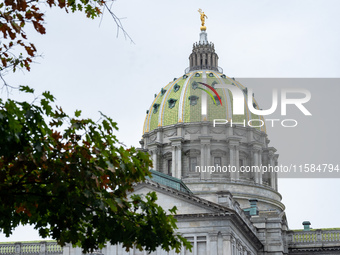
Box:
<box><xmin>198</xmin><ymin>9</ymin><xmax>208</xmax><ymax>31</ymax></box>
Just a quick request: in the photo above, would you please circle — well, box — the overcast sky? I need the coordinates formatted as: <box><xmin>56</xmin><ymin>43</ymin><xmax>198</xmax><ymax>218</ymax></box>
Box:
<box><xmin>1</xmin><ymin>0</ymin><xmax>340</xmax><ymax>241</ymax></box>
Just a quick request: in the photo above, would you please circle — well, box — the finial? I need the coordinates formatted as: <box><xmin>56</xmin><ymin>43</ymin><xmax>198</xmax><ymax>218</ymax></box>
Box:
<box><xmin>198</xmin><ymin>9</ymin><xmax>208</xmax><ymax>31</ymax></box>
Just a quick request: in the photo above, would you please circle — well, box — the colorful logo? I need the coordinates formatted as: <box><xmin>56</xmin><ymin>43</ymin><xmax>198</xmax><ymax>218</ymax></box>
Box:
<box><xmin>197</xmin><ymin>82</ymin><xmax>222</xmax><ymax>106</ymax></box>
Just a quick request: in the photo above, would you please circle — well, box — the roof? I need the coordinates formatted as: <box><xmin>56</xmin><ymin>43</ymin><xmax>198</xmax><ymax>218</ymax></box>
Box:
<box><xmin>133</xmin><ymin>177</ymin><xmax>261</xmax><ymax>247</ymax></box>
<box><xmin>290</xmin><ymin>228</ymin><xmax>340</xmax><ymax>232</ymax></box>
<box><xmin>142</xmin><ymin>70</ymin><xmax>266</xmax><ymax>134</ymax></box>
<box><xmin>146</xmin><ymin>169</ymin><xmax>192</xmax><ymax>194</ymax></box>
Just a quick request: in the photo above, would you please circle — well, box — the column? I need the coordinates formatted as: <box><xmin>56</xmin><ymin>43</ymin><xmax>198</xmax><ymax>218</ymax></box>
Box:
<box><xmin>170</xmin><ymin>137</ymin><xmax>183</xmax><ymax>178</ymax></box>
<box><xmin>62</xmin><ymin>245</ymin><xmax>70</xmax><ymax>255</ymax></box>
<box><xmin>39</xmin><ymin>242</ymin><xmax>46</xmax><ymax>255</ymax></box>
<box><xmin>222</xmin><ymin>235</ymin><xmax>232</xmax><ymax>255</ymax></box>
<box><xmin>207</xmin><ymin>53</ymin><xmax>211</xmax><ymax>67</ymax></box>
<box><xmin>212</xmin><ymin>53</ymin><xmax>216</xmax><ymax>68</ymax></box>
<box><xmin>200</xmin><ymin>136</ymin><xmax>212</xmax><ymax>180</ymax></box>
<box><xmin>230</xmin><ymin>237</ymin><xmax>236</xmax><ymax>255</ymax></box>
<box><xmin>200</xmin><ymin>143</ymin><xmax>206</xmax><ymax>180</ymax></box>
<box><xmin>259</xmin><ymin>149</ymin><xmax>263</xmax><ymax>185</ymax></box>
<box><xmin>250</xmin><ymin>149</ymin><xmax>254</xmax><ymax>181</ymax></box>
<box><xmin>253</xmin><ymin>148</ymin><xmax>259</xmax><ymax>183</ymax></box>
<box><xmin>209</xmin><ymin>234</ymin><xmax>218</xmax><ymax>255</ymax></box>
<box><xmin>255</xmin><ymin>150</ymin><xmax>261</xmax><ymax>184</ymax></box>
<box><xmin>217</xmin><ymin>233</ymin><xmax>223</xmax><ymax>255</ymax></box>
<box><xmin>14</xmin><ymin>243</ymin><xmax>21</xmax><ymax>255</ymax></box>
<box><xmin>206</xmin><ymin>143</ymin><xmax>211</xmax><ymax>179</ymax></box>
<box><xmin>228</xmin><ymin>137</ymin><xmax>241</xmax><ymax>180</ymax></box>
<box><xmin>151</xmin><ymin>149</ymin><xmax>158</xmax><ymax>170</ymax></box>
<box><xmin>176</xmin><ymin>144</ymin><xmax>182</xmax><ymax>178</ymax></box>
<box><xmin>274</xmin><ymin>155</ymin><xmax>279</xmax><ymax>191</ymax></box>
<box><xmin>235</xmin><ymin>146</ymin><xmax>240</xmax><ymax>180</ymax></box>
<box><xmin>252</xmin><ymin>146</ymin><xmax>262</xmax><ymax>184</ymax></box>
<box><xmin>229</xmin><ymin>145</ymin><xmax>235</xmax><ymax>180</ymax></box>
<box><xmin>269</xmin><ymin>152</ymin><xmax>276</xmax><ymax>190</ymax></box>
<box><xmin>202</xmin><ymin>54</ymin><xmax>206</xmax><ymax>68</ymax></box>
<box><xmin>172</xmin><ymin>146</ymin><xmax>176</xmax><ymax>177</ymax></box>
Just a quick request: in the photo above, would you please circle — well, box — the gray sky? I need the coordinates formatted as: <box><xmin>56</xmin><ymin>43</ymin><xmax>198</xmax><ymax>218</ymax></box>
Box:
<box><xmin>1</xmin><ymin>0</ymin><xmax>340</xmax><ymax>241</ymax></box>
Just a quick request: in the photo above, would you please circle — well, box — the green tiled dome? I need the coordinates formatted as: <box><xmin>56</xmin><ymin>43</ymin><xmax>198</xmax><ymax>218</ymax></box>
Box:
<box><xmin>143</xmin><ymin>70</ymin><xmax>266</xmax><ymax>134</ymax></box>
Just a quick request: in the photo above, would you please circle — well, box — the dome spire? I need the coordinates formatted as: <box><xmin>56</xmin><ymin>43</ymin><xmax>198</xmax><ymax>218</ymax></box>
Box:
<box><xmin>188</xmin><ymin>10</ymin><xmax>219</xmax><ymax>72</ymax></box>
<box><xmin>198</xmin><ymin>9</ymin><xmax>208</xmax><ymax>31</ymax></box>
<box><xmin>198</xmin><ymin>9</ymin><xmax>208</xmax><ymax>43</ymax></box>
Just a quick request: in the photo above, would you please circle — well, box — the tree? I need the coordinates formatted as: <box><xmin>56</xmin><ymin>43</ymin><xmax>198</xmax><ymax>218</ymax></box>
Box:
<box><xmin>0</xmin><ymin>0</ymin><xmax>133</xmax><ymax>82</ymax></box>
<box><xmin>0</xmin><ymin>0</ymin><xmax>192</xmax><ymax>253</ymax></box>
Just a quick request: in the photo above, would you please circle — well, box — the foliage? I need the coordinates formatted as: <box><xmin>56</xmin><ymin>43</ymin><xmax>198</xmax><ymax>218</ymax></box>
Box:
<box><xmin>0</xmin><ymin>87</ymin><xmax>191</xmax><ymax>253</ymax></box>
<box><xmin>0</xmin><ymin>0</ymin><xmax>191</xmax><ymax>253</ymax></box>
<box><xmin>0</xmin><ymin>0</ymin><xmax>132</xmax><ymax>80</ymax></box>
<box><xmin>0</xmin><ymin>0</ymin><xmax>104</xmax><ymax>77</ymax></box>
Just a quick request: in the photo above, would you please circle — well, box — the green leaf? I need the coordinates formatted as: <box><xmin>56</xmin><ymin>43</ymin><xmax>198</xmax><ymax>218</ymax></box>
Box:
<box><xmin>75</xmin><ymin>110</ymin><xmax>81</xmax><ymax>117</ymax></box>
<box><xmin>42</xmin><ymin>91</ymin><xmax>55</xmax><ymax>102</ymax></box>
<box><xmin>40</xmin><ymin>98</ymin><xmax>52</xmax><ymax>115</ymax></box>
<box><xmin>106</xmin><ymin>199</ymin><xmax>117</xmax><ymax>212</ymax></box>
<box><xmin>19</xmin><ymin>85</ymin><xmax>34</xmax><ymax>93</ymax></box>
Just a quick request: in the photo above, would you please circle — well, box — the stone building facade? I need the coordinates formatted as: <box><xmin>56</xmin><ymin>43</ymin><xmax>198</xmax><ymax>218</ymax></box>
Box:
<box><xmin>136</xmin><ymin>26</ymin><xmax>340</xmax><ymax>255</ymax></box>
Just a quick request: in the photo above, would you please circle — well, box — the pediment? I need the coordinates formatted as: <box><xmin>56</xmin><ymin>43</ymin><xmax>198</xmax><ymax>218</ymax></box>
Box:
<box><xmin>131</xmin><ymin>180</ymin><xmax>231</xmax><ymax>215</ymax></box>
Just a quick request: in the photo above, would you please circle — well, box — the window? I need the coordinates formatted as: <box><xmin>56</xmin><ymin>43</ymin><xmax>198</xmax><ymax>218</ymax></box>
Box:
<box><xmin>167</xmin><ymin>159</ymin><xmax>172</xmax><ymax>176</ymax></box>
<box><xmin>214</xmin><ymin>157</ymin><xmax>221</xmax><ymax>167</ymax></box>
<box><xmin>190</xmin><ymin>157</ymin><xmax>197</xmax><ymax>172</ymax></box>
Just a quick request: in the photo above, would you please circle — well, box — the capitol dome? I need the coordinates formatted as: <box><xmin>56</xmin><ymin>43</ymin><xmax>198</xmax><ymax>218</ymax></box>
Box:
<box><xmin>140</xmin><ymin>26</ymin><xmax>283</xmax><ymax>213</ymax></box>
<box><xmin>143</xmin><ymin>33</ymin><xmax>266</xmax><ymax>135</ymax></box>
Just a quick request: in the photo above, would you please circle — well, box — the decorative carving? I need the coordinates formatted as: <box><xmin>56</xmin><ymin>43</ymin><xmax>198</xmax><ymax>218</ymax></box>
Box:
<box><xmin>168</xmin><ymin>98</ymin><xmax>177</xmax><ymax>109</ymax></box>
<box><xmin>211</xmin><ymin>149</ymin><xmax>226</xmax><ymax>156</ymax></box>
<box><xmin>234</xmin><ymin>129</ymin><xmax>246</xmax><ymax>136</ymax></box>
<box><xmin>149</xmin><ymin>135</ymin><xmax>157</xmax><ymax>143</ymax></box>
<box><xmin>209</xmin><ymin>127</ymin><xmax>225</xmax><ymax>134</ymax></box>
<box><xmin>195</xmin><ymin>72</ymin><xmax>200</xmax><ymax>77</ymax></box>
<box><xmin>173</xmin><ymin>83</ymin><xmax>180</xmax><ymax>92</ymax></box>
<box><xmin>173</xmin><ymin>144</ymin><xmax>182</xmax><ymax>150</ymax></box>
<box><xmin>185</xmin><ymin>128</ymin><xmax>200</xmax><ymax>134</ymax></box>
<box><xmin>211</xmin><ymin>80</ymin><xmax>217</xmax><ymax>88</ymax></box>
<box><xmin>254</xmin><ymin>133</ymin><xmax>261</xmax><ymax>142</ymax></box>
<box><xmin>164</xmin><ymin>130</ymin><xmax>177</xmax><ymax>137</ymax></box>
<box><xmin>161</xmin><ymin>88</ymin><xmax>167</xmax><ymax>96</ymax></box>
<box><xmin>188</xmin><ymin>95</ymin><xmax>199</xmax><ymax>106</ymax></box>
<box><xmin>153</xmin><ymin>103</ymin><xmax>160</xmax><ymax>114</ymax></box>
<box><xmin>162</xmin><ymin>151</ymin><xmax>172</xmax><ymax>159</ymax></box>
<box><xmin>191</xmin><ymin>81</ymin><xmax>198</xmax><ymax>89</ymax></box>
<box><xmin>184</xmin><ymin>149</ymin><xmax>201</xmax><ymax>156</ymax></box>
<box><xmin>213</xmin><ymin>95</ymin><xmax>221</xmax><ymax>105</ymax></box>
<box><xmin>208</xmin><ymin>72</ymin><xmax>214</xmax><ymax>77</ymax></box>
<box><xmin>228</xmin><ymin>144</ymin><xmax>238</xmax><ymax>150</ymax></box>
